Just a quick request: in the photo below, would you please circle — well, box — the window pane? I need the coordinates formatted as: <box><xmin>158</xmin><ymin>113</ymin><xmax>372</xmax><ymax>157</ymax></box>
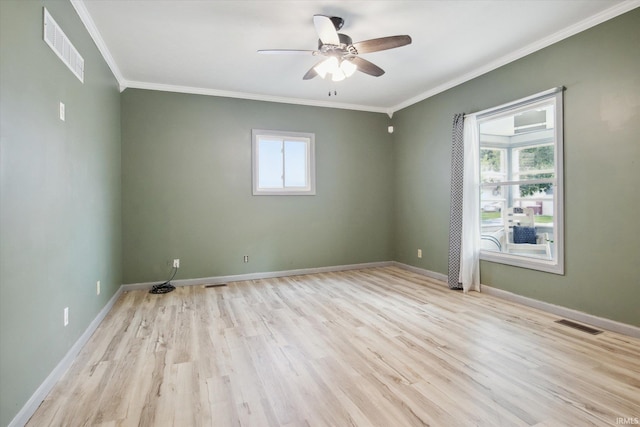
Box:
<box><xmin>518</xmin><ymin>178</ymin><xmax>554</xmax><ymax>198</ymax></box>
<box><xmin>252</xmin><ymin>129</ymin><xmax>316</xmax><ymax>196</ymax></box>
<box><xmin>514</xmin><ymin>144</ymin><xmax>555</xmax><ymax>186</ymax></box>
<box><xmin>481</xmin><ymin>184</ymin><xmax>505</xmax><ymax>230</ymax></box>
<box><xmin>480</xmin><ymin>148</ymin><xmax>506</xmax><ymax>183</ymax></box>
<box><xmin>258</xmin><ymin>139</ymin><xmax>283</xmax><ymax>188</ymax></box>
<box><xmin>481</xmin><ymin>183</ymin><xmax>555</xmax><ymax>260</ymax></box>
<box><xmin>517</xmin><ymin>145</ymin><xmax>554</xmax><ymax>173</ymax></box>
<box><xmin>284</xmin><ymin>140</ymin><xmax>308</xmax><ymax>188</ymax></box>
<box><xmin>477</xmin><ymin>89</ymin><xmax>563</xmax><ymax>273</ymax></box>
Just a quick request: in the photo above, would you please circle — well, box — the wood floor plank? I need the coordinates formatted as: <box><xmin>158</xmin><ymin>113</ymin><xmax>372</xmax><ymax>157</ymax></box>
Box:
<box><xmin>26</xmin><ymin>266</ymin><xmax>640</xmax><ymax>426</ymax></box>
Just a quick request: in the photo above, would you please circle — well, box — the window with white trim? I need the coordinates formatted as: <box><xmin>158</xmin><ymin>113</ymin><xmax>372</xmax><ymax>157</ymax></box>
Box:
<box><xmin>252</xmin><ymin>129</ymin><xmax>316</xmax><ymax>195</ymax></box>
<box><xmin>478</xmin><ymin>88</ymin><xmax>564</xmax><ymax>274</ymax></box>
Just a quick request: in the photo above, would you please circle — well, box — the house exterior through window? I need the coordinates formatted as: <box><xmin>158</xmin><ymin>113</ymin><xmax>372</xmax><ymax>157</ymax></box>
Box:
<box><xmin>478</xmin><ymin>88</ymin><xmax>564</xmax><ymax>274</ymax></box>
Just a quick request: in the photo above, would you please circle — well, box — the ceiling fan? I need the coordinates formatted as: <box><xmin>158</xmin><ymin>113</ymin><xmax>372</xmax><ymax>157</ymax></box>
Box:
<box><xmin>258</xmin><ymin>15</ymin><xmax>412</xmax><ymax>82</ymax></box>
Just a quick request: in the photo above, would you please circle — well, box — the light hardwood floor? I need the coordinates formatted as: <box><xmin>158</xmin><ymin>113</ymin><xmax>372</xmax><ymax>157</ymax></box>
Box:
<box><xmin>28</xmin><ymin>266</ymin><xmax>640</xmax><ymax>426</ymax></box>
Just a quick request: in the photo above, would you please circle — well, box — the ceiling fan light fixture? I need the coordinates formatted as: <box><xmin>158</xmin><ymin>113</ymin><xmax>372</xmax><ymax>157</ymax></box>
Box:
<box><xmin>340</xmin><ymin>59</ymin><xmax>357</xmax><ymax>77</ymax></box>
<box><xmin>331</xmin><ymin>68</ymin><xmax>346</xmax><ymax>82</ymax></box>
<box><xmin>314</xmin><ymin>57</ymin><xmax>339</xmax><ymax>79</ymax></box>
<box><xmin>261</xmin><ymin>15</ymin><xmax>412</xmax><ymax>81</ymax></box>
<box><xmin>315</xmin><ymin>57</ymin><xmax>356</xmax><ymax>82</ymax></box>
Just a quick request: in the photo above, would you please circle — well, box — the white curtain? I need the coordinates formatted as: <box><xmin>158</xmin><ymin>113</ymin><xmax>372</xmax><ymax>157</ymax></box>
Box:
<box><xmin>459</xmin><ymin>114</ymin><xmax>480</xmax><ymax>292</ymax></box>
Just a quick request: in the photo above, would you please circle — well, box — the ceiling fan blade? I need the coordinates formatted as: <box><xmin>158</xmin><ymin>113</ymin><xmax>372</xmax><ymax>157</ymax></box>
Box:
<box><xmin>352</xmin><ymin>35</ymin><xmax>412</xmax><ymax>54</ymax></box>
<box><xmin>313</xmin><ymin>15</ymin><xmax>340</xmax><ymax>45</ymax></box>
<box><xmin>351</xmin><ymin>57</ymin><xmax>385</xmax><ymax>77</ymax></box>
<box><xmin>258</xmin><ymin>49</ymin><xmax>317</xmax><ymax>55</ymax></box>
<box><xmin>302</xmin><ymin>63</ymin><xmax>320</xmax><ymax>80</ymax></box>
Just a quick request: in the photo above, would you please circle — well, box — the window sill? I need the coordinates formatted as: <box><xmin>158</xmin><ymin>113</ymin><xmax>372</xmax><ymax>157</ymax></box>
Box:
<box><xmin>480</xmin><ymin>250</ymin><xmax>564</xmax><ymax>275</ymax></box>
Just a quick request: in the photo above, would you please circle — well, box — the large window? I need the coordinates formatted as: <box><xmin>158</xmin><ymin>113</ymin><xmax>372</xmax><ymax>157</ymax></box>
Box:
<box><xmin>478</xmin><ymin>88</ymin><xmax>564</xmax><ymax>274</ymax></box>
<box><xmin>252</xmin><ymin>129</ymin><xmax>316</xmax><ymax>195</ymax></box>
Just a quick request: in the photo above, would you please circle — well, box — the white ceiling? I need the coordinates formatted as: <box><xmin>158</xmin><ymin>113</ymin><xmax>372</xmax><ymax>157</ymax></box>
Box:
<box><xmin>72</xmin><ymin>0</ymin><xmax>638</xmax><ymax>115</ymax></box>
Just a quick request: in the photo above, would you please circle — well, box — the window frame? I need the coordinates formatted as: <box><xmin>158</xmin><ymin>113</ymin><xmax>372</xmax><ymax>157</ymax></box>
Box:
<box><xmin>252</xmin><ymin>129</ymin><xmax>316</xmax><ymax>196</ymax></box>
<box><xmin>478</xmin><ymin>88</ymin><xmax>564</xmax><ymax>274</ymax></box>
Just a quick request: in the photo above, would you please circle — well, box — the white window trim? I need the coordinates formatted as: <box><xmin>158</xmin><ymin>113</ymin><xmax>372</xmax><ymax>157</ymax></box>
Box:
<box><xmin>478</xmin><ymin>87</ymin><xmax>564</xmax><ymax>275</ymax></box>
<box><xmin>252</xmin><ymin>129</ymin><xmax>316</xmax><ymax>196</ymax></box>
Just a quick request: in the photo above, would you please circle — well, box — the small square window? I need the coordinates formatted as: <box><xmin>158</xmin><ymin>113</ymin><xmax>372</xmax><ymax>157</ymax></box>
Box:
<box><xmin>252</xmin><ymin>130</ymin><xmax>316</xmax><ymax>195</ymax></box>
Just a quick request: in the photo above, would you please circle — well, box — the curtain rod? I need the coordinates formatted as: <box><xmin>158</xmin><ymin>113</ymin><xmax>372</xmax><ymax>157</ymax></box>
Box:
<box><xmin>465</xmin><ymin>86</ymin><xmax>564</xmax><ymax>119</ymax></box>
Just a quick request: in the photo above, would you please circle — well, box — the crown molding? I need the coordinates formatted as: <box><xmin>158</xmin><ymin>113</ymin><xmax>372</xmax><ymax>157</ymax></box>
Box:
<box><xmin>70</xmin><ymin>0</ymin><xmax>125</xmax><ymax>90</ymax></box>
<box><xmin>123</xmin><ymin>80</ymin><xmax>389</xmax><ymax>114</ymax></box>
<box><xmin>72</xmin><ymin>0</ymin><xmax>638</xmax><ymax>114</ymax></box>
<box><xmin>388</xmin><ymin>0</ymin><xmax>640</xmax><ymax>114</ymax></box>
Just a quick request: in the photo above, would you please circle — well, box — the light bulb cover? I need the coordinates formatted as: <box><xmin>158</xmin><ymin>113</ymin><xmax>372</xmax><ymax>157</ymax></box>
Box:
<box><xmin>340</xmin><ymin>59</ymin><xmax>357</xmax><ymax>77</ymax></box>
<box><xmin>314</xmin><ymin>57</ymin><xmax>358</xmax><ymax>81</ymax></box>
<box><xmin>331</xmin><ymin>68</ymin><xmax>346</xmax><ymax>82</ymax></box>
<box><xmin>314</xmin><ymin>60</ymin><xmax>330</xmax><ymax>79</ymax></box>
<box><xmin>314</xmin><ymin>57</ymin><xmax>340</xmax><ymax>79</ymax></box>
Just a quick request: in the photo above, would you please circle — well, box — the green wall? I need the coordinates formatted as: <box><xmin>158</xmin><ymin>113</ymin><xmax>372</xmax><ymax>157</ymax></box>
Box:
<box><xmin>0</xmin><ymin>1</ymin><xmax>122</xmax><ymax>425</ymax></box>
<box><xmin>121</xmin><ymin>90</ymin><xmax>394</xmax><ymax>284</ymax></box>
<box><xmin>393</xmin><ymin>8</ymin><xmax>640</xmax><ymax>327</ymax></box>
<box><xmin>1</xmin><ymin>2</ymin><xmax>639</xmax><ymax>425</ymax></box>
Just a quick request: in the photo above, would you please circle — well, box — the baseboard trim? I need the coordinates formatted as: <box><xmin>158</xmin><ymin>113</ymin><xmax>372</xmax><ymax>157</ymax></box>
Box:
<box><xmin>9</xmin><ymin>286</ymin><xmax>124</xmax><ymax>427</ymax></box>
<box><xmin>122</xmin><ymin>261</ymin><xmax>394</xmax><ymax>291</ymax></box>
<box><xmin>391</xmin><ymin>261</ymin><xmax>449</xmax><ymax>284</ymax></box>
<box><xmin>480</xmin><ymin>285</ymin><xmax>640</xmax><ymax>339</ymax></box>
<box><xmin>392</xmin><ymin>262</ymin><xmax>640</xmax><ymax>339</ymax></box>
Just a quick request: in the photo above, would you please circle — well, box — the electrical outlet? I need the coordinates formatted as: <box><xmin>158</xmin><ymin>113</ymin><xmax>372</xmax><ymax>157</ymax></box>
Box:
<box><xmin>173</xmin><ymin>259</ymin><xmax>180</xmax><ymax>268</ymax></box>
<box><xmin>243</xmin><ymin>255</ymin><xmax>249</xmax><ymax>263</ymax></box>
<box><xmin>417</xmin><ymin>249</ymin><xmax>422</xmax><ymax>258</ymax></box>
<box><xmin>59</xmin><ymin>102</ymin><xmax>65</xmax><ymax>121</ymax></box>
<box><xmin>96</xmin><ymin>280</ymin><xmax>100</xmax><ymax>295</ymax></box>
<box><xmin>63</xmin><ymin>307</ymin><xmax>69</xmax><ymax>326</ymax></box>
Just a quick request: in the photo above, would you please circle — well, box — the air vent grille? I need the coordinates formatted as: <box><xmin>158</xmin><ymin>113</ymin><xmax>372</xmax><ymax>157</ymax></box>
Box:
<box><xmin>555</xmin><ymin>319</ymin><xmax>603</xmax><ymax>335</ymax></box>
<box><xmin>204</xmin><ymin>283</ymin><xmax>228</xmax><ymax>288</ymax></box>
<box><xmin>43</xmin><ymin>8</ymin><xmax>84</xmax><ymax>83</ymax></box>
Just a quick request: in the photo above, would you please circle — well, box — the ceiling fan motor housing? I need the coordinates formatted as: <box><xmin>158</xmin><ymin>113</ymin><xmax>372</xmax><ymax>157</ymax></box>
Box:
<box><xmin>318</xmin><ymin>33</ymin><xmax>355</xmax><ymax>54</ymax></box>
<box><xmin>329</xmin><ymin>16</ymin><xmax>344</xmax><ymax>30</ymax></box>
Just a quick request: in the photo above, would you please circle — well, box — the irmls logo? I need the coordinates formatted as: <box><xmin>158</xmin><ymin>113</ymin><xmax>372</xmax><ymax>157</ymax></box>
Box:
<box><xmin>616</xmin><ymin>417</ymin><xmax>640</xmax><ymax>425</ymax></box>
